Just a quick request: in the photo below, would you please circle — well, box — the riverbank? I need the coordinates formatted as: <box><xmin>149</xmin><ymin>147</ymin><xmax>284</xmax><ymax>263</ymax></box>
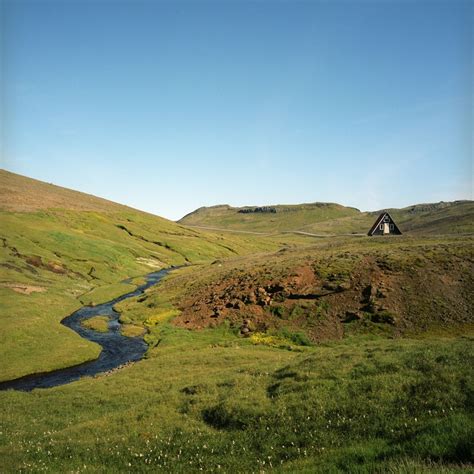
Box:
<box><xmin>0</xmin><ymin>269</ymin><xmax>172</xmax><ymax>391</ymax></box>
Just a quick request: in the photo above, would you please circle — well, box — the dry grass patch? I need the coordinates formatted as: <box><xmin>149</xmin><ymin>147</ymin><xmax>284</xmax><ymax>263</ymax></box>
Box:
<box><xmin>0</xmin><ymin>282</ymin><xmax>46</xmax><ymax>294</ymax></box>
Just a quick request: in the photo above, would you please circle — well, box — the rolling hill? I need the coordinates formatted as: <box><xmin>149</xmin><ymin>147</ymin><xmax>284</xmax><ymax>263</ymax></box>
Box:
<box><xmin>179</xmin><ymin>200</ymin><xmax>474</xmax><ymax>235</ymax></box>
<box><xmin>179</xmin><ymin>202</ymin><xmax>361</xmax><ymax>233</ymax></box>
<box><xmin>0</xmin><ymin>170</ymin><xmax>282</xmax><ymax>380</ymax></box>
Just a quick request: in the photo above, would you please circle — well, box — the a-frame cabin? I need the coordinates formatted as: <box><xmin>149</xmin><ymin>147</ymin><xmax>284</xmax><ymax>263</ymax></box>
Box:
<box><xmin>368</xmin><ymin>212</ymin><xmax>402</xmax><ymax>236</ymax></box>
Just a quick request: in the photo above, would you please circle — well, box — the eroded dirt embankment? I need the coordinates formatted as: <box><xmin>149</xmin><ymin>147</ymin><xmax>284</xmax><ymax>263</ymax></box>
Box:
<box><xmin>172</xmin><ymin>247</ymin><xmax>473</xmax><ymax>341</ymax></box>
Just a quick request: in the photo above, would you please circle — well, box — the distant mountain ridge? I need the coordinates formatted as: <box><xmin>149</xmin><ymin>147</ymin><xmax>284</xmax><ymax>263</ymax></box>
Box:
<box><xmin>179</xmin><ymin>200</ymin><xmax>474</xmax><ymax>235</ymax></box>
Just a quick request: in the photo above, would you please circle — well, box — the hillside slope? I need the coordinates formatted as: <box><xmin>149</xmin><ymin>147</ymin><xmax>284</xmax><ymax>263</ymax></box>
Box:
<box><xmin>179</xmin><ymin>202</ymin><xmax>360</xmax><ymax>232</ymax></box>
<box><xmin>179</xmin><ymin>200</ymin><xmax>474</xmax><ymax>235</ymax></box>
<box><xmin>0</xmin><ymin>170</ymin><xmax>282</xmax><ymax>380</ymax></box>
<box><xmin>117</xmin><ymin>235</ymin><xmax>474</xmax><ymax>343</ymax></box>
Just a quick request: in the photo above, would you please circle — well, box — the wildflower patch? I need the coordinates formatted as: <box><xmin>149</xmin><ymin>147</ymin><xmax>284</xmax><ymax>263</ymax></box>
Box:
<box><xmin>249</xmin><ymin>332</ymin><xmax>304</xmax><ymax>351</ymax></box>
<box><xmin>145</xmin><ymin>309</ymin><xmax>181</xmax><ymax>327</ymax></box>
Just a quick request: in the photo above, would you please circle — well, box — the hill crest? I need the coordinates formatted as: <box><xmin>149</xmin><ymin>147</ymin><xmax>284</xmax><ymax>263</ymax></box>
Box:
<box><xmin>0</xmin><ymin>169</ymin><xmax>146</xmax><ymax>215</ymax></box>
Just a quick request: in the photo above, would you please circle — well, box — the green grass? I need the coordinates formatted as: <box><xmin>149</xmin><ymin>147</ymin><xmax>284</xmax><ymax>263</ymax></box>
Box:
<box><xmin>78</xmin><ymin>282</ymin><xmax>136</xmax><ymax>306</ymax></box>
<box><xmin>0</xmin><ymin>331</ymin><xmax>472</xmax><ymax>472</ymax></box>
<box><xmin>81</xmin><ymin>316</ymin><xmax>110</xmax><ymax>333</ymax></box>
<box><xmin>120</xmin><ymin>324</ymin><xmax>146</xmax><ymax>337</ymax></box>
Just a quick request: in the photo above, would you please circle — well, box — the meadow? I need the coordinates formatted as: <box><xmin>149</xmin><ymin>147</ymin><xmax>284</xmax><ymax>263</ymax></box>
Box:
<box><xmin>0</xmin><ymin>326</ymin><xmax>472</xmax><ymax>472</ymax></box>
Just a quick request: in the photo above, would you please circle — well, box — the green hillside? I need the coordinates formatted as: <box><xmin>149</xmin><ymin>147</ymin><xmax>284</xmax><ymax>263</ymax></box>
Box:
<box><xmin>0</xmin><ymin>170</ymin><xmax>284</xmax><ymax>380</ymax></box>
<box><xmin>179</xmin><ymin>200</ymin><xmax>474</xmax><ymax>235</ymax></box>
<box><xmin>179</xmin><ymin>202</ymin><xmax>361</xmax><ymax>233</ymax></box>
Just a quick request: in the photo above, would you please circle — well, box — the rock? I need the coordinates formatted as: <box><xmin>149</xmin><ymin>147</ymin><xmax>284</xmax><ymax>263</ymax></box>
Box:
<box><xmin>266</xmin><ymin>284</ymin><xmax>285</xmax><ymax>294</ymax></box>
<box><xmin>376</xmin><ymin>289</ymin><xmax>388</xmax><ymax>298</ymax></box>
<box><xmin>323</xmin><ymin>281</ymin><xmax>338</xmax><ymax>291</ymax></box>
<box><xmin>257</xmin><ymin>296</ymin><xmax>270</xmax><ymax>306</ymax></box>
<box><xmin>362</xmin><ymin>284</ymin><xmax>377</xmax><ymax>303</ymax></box>
<box><xmin>245</xmin><ymin>293</ymin><xmax>257</xmax><ymax>304</ymax></box>
<box><xmin>371</xmin><ymin>311</ymin><xmax>396</xmax><ymax>325</ymax></box>
<box><xmin>343</xmin><ymin>311</ymin><xmax>362</xmax><ymax>323</ymax></box>
<box><xmin>363</xmin><ymin>302</ymin><xmax>377</xmax><ymax>314</ymax></box>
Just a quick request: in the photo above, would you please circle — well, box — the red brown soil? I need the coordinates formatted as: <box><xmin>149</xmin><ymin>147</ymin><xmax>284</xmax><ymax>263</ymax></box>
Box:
<box><xmin>172</xmin><ymin>254</ymin><xmax>473</xmax><ymax>342</ymax></box>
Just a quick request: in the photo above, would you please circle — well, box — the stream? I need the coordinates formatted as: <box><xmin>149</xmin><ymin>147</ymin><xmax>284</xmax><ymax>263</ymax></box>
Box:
<box><xmin>0</xmin><ymin>268</ymin><xmax>172</xmax><ymax>392</ymax></box>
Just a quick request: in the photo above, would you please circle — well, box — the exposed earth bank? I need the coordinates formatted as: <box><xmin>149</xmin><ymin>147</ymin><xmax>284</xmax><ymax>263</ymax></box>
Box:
<box><xmin>171</xmin><ymin>237</ymin><xmax>473</xmax><ymax>341</ymax></box>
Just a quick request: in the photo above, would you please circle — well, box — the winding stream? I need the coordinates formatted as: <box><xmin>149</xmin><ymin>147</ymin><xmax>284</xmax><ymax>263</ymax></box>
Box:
<box><xmin>0</xmin><ymin>268</ymin><xmax>172</xmax><ymax>392</ymax></box>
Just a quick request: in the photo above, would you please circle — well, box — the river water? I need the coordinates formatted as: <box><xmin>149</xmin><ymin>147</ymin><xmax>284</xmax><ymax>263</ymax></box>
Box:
<box><xmin>0</xmin><ymin>268</ymin><xmax>172</xmax><ymax>392</ymax></box>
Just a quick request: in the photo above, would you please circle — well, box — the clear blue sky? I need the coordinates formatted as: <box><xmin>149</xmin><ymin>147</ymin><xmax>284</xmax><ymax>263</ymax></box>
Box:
<box><xmin>1</xmin><ymin>0</ymin><xmax>472</xmax><ymax>220</ymax></box>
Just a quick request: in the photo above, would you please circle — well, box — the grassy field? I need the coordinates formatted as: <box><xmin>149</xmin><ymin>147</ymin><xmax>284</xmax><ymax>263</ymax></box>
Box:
<box><xmin>1</xmin><ymin>170</ymin><xmax>473</xmax><ymax>472</ymax></box>
<box><xmin>0</xmin><ymin>326</ymin><xmax>472</xmax><ymax>472</ymax></box>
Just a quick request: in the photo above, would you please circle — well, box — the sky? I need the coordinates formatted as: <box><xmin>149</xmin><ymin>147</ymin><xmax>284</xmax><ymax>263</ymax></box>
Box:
<box><xmin>1</xmin><ymin>0</ymin><xmax>472</xmax><ymax>220</ymax></box>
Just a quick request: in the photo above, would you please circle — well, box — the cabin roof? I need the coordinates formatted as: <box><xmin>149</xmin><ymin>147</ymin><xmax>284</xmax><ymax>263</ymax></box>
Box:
<box><xmin>367</xmin><ymin>212</ymin><xmax>402</xmax><ymax>236</ymax></box>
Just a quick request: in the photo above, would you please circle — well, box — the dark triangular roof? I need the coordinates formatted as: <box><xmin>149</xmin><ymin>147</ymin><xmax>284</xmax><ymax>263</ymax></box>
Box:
<box><xmin>368</xmin><ymin>212</ymin><xmax>402</xmax><ymax>236</ymax></box>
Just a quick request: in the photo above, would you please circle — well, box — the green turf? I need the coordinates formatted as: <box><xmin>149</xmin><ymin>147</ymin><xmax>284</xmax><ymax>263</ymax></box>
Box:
<box><xmin>0</xmin><ymin>330</ymin><xmax>472</xmax><ymax>472</ymax></box>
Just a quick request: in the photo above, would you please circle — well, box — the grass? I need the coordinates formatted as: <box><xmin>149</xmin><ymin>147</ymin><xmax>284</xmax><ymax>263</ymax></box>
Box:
<box><xmin>81</xmin><ymin>316</ymin><xmax>110</xmax><ymax>333</ymax></box>
<box><xmin>78</xmin><ymin>282</ymin><xmax>136</xmax><ymax>306</ymax></box>
<box><xmin>121</xmin><ymin>324</ymin><xmax>146</xmax><ymax>337</ymax></box>
<box><xmin>0</xmin><ymin>330</ymin><xmax>472</xmax><ymax>472</ymax></box>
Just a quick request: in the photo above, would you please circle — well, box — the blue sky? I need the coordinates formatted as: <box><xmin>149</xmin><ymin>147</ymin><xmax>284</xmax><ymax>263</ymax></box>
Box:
<box><xmin>1</xmin><ymin>0</ymin><xmax>472</xmax><ymax>220</ymax></box>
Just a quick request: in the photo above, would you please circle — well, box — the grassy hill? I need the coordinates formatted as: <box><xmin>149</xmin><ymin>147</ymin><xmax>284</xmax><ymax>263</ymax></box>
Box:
<box><xmin>0</xmin><ymin>170</ymin><xmax>287</xmax><ymax>380</ymax></box>
<box><xmin>179</xmin><ymin>202</ymin><xmax>361</xmax><ymax>233</ymax></box>
<box><xmin>179</xmin><ymin>200</ymin><xmax>474</xmax><ymax>235</ymax></box>
<box><xmin>115</xmin><ymin>234</ymin><xmax>474</xmax><ymax>345</ymax></box>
